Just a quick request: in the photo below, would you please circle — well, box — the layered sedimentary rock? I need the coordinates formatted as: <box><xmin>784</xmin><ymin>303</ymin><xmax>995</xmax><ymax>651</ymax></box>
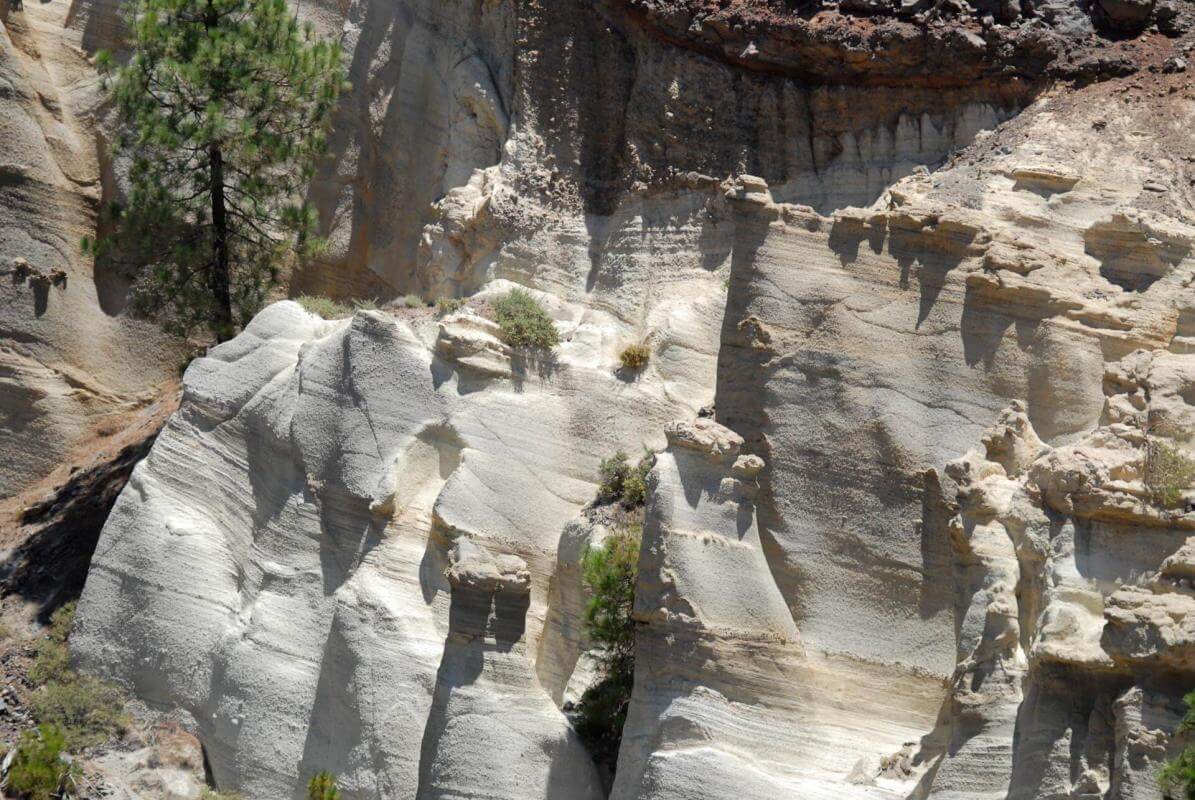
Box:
<box><xmin>614</xmin><ymin>418</ymin><xmax>812</xmax><ymax>799</ymax></box>
<box><xmin>73</xmin><ymin>281</ymin><xmax>722</xmax><ymax>796</ymax></box>
<box><xmin>709</xmin><ymin>65</ymin><xmax>1195</xmax><ymax>796</ymax></box>
<box><xmin>0</xmin><ymin>0</ymin><xmax>1071</xmax><ymax>493</ymax></box>
<box><xmin>55</xmin><ymin>0</ymin><xmax>1195</xmax><ymax>798</ymax></box>
<box><xmin>0</xmin><ymin>0</ymin><xmax>181</xmax><ymax>500</ymax></box>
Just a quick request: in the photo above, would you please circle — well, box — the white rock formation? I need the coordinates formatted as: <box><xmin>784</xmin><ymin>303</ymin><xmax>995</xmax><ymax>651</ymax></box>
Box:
<box><xmin>420</xmin><ymin>540</ymin><xmax>601</xmax><ymax>799</ymax></box>
<box><xmin>73</xmin><ymin>285</ymin><xmax>720</xmax><ymax>797</ymax></box>
<box><xmin>53</xmin><ymin>0</ymin><xmax>1195</xmax><ymax>798</ymax></box>
<box><xmin>613</xmin><ymin>418</ymin><xmax>815</xmax><ymax>799</ymax></box>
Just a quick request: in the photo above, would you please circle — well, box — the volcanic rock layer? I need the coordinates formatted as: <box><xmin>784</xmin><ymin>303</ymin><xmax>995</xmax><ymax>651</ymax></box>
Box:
<box><xmin>2</xmin><ymin>0</ymin><xmax>1192</xmax><ymax>797</ymax></box>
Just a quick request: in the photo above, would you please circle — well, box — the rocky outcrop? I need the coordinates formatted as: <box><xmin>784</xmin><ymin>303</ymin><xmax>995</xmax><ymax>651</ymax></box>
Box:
<box><xmin>0</xmin><ymin>0</ymin><xmax>181</xmax><ymax>500</ymax></box>
<box><xmin>419</xmin><ymin>540</ymin><xmax>602</xmax><ymax>800</ymax></box>
<box><xmin>72</xmin><ymin>278</ymin><xmax>722</xmax><ymax>797</ymax></box>
<box><xmin>707</xmin><ymin>67</ymin><xmax>1195</xmax><ymax>795</ymax></box>
<box><xmin>613</xmin><ymin>418</ymin><xmax>812</xmax><ymax>799</ymax></box>
<box><xmin>913</xmin><ymin>370</ymin><xmax>1195</xmax><ymax>799</ymax></box>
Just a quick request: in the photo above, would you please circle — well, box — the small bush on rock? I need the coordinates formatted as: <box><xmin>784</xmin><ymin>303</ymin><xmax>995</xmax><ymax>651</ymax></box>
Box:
<box><xmin>436</xmin><ymin>297</ymin><xmax>465</xmax><ymax>315</ymax></box>
<box><xmin>575</xmin><ymin>524</ymin><xmax>641</xmax><ymax>774</ymax></box>
<box><xmin>618</xmin><ymin>343</ymin><xmax>650</xmax><ymax>371</ymax></box>
<box><xmin>7</xmin><ymin>724</ymin><xmax>77</xmax><ymax>800</ymax></box>
<box><xmin>581</xmin><ymin>527</ymin><xmax>640</xmax><ymax>660</ymax></box>
<box><xmin>308</xmin><ymin>771</ymin><xmax>341</xmax><ymax>800</ymax></box>
<box><xmin>621</xmin><ymin>455</ymin><xmax>651</xmax><ymax>507</ymax></box>
<box><xmin>201</xmin><ymin>789</ymin><xmax>243</xmax><ymax>800</ymax></box>
<box><xmin>399</xmin><ymin>294</ymin><xmax>424</xmax><ymax>309</ymax></box>
<box><xmin>1160</xmin><ymin>691</ymin><xmax>1195</xmax><ymax>799</ymax></box>
<box><xmin>597</xmin><ymin>450</ymin><xmax>653</xmax><ymax>507</ymax></box>
<box><xmin>297</xmin><ymin>295</ymin><xmax>352</xmax><ymax>319</ymax></box>
<box><xmin>27</xmin><ymin>602</ymin><xmax>130</xmax><ymax>750</ymax></box>
<box><xmin>597</xmin><ymin>452</ymin><xmax>631</xmax><ymax>503</ymax></box>
<box><xmin>493</xmin><ymin>289</ymin><xmax>559</xmax><ymax>349</ymax></box>
<box><xmin>1146</xmin><ymin>439</ymin><xmax>1195</xmax><ymax>509</ymax></box>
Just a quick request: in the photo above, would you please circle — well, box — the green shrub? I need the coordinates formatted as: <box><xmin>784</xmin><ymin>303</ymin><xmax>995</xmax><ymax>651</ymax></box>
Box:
<box><xmin>29</xmin><ymin>603</ymin><xmax>75</xmax><ymax>685</ymax></box>
<box><xmin>307</xmin><ymin>771</ymin><xmax>341</xmax><ymax>800</ymax></box>
<box><xmin>297</xmin><ymin>295</ymin><xmax>352</xmax><ymax>319</ymax></box>
<box><xmin>619</xmin><ymin>343</ymin><xmax>650</xmax><ymax>371</ymax></box>
<box><xmin>581</xmin><ymin>527</ymin><xmax>640</xmax><ymax>661</ymax></box>
<box><xmin>27</xmin><ymin>601</ymin><xmax>130</xmax><ymax>750</ymax></box>
<box><xmin>7</xmin><ymin>724</ymin><xmax>77</xmax><ymax>800</ymax></box>
<box><xmin>436</xmin><ymin>297</ymin><xmax>465</xmax><ymax>315</ymax></box>
<box><xmin>621</xmin><ymin>455</ymin><xmax>651</xmax><ymax>507</ymax></box>
<box><xmin>352</xmin><ymin>298</ymin><xmax>378</xmax><ymax>312</ymax></box>
<box><xmin>1145</xmin><ymin>439</ymin><xmax>1195</xmax><ymax>509</ymax></box>
<box><xmin>597</xmin><ymin>450</ymin><xmax>653</xmax><ymax>507</ymax></box>
<box><xmin>493</xmin><ymin>289</ymin><xmax>559</xmax><ymax>349</ymax></box>
<box><xmin>31</xmin><ymin>673</ymin><xmax>130</xmax><ymax>750</ymax></box>
<box><xmin>575</xmin><ymin>525</ymin><xmax>641</xmax><ymax>772</ymax></box>
<box><xmin>597</xmin><ymin>452</ymin><xmax>631</xmax><ymax>504</ymax></box>
<box><xmin>1161</xmin><ymin>749</ymin><xmax>1195</xmax><ymax>800</ymax></box>
<box><xmin>1161</xmin><ymin>691</ymin><xmax>1195</xmax><ymax>799</ymax></box>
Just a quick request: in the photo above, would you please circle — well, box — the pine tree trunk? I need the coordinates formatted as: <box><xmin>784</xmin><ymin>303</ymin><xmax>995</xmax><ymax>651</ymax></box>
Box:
<box><xmin>203</xmin><ymin>0</ymin><xmax>233</xmax><ymax>342</ymax></box>
<box><xmin>209</xmin><ymin>143</ymin><xmax>233</xmax><ymax>342</ymax></box>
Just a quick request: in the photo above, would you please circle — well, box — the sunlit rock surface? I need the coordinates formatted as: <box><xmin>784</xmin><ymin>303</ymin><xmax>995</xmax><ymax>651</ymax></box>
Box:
<box><xmin>74</xmin><ymin>285</ymin><xmax>720</xmax><ymax>797</ymax></box>
<box><xmin>57</xmin><ymin>0</ymin><xmax>1195</xmax><ymax>797</ymax></box>
<box><xmin>0</xmin><ymin>0</ymin><xmax>179</xmax><ymax>500</ymax></box>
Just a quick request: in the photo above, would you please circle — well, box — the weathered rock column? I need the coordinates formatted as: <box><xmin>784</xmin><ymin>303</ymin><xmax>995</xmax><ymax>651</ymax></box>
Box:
<box><xmin>612</xmin><ymin>417</ymin><xmax>806</xmax><ymax>800</ymax></box>
<box><xmin>416</xmin><ymin>538</ymin><xmax>603</xmax><ymax>800</ymax></box>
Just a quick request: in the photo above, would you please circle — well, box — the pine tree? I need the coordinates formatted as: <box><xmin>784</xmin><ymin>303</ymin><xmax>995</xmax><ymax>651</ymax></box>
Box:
<box><xmin>89</xmin><ymin>0</ymin><xmax>345</xmax><ymax>340</ymax></box>
<box><xmin>574</xmin><ymin>524</ymin><xmax>641</xmax><ymax>773</ymax></box>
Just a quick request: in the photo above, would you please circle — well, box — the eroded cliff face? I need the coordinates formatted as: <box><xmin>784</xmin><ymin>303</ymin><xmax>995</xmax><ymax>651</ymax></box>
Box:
<box><xmin>0</xmin><ymin>0</ymin><xmax>180</xmax><ymax>502</ymax></box>
<box><xmin>698</xmin><ymin>78</ymin><xmax>1195</xmax><ymax>798</ymax></box>
<box><xmin>43</xmin><ymin>0</ymin><xmax>1195</xmax><ymax>797</ymax></box>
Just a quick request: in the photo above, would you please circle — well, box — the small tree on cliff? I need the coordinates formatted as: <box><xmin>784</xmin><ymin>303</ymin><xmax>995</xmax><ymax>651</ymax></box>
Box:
<box><xmin>574</xmin><ymin>524</ymin><xmax>641</xmax><ymax>774</ymax></box>
<box><xmin>89</xmin><ymin>0</ymin><xmax>345</xmax><ymax>341</ymax></box>
<box><xmin>1161</xmin><ymin>691</ymin><xmax>1195</xmax><ymax>799</ymax></box>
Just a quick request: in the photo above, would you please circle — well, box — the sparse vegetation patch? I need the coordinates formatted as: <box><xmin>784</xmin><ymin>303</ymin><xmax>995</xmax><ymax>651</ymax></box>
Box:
<box><xmin>308</xmin><ymin>771</ymin><xmax>342</xmax><ymax>799</ymax></box>
<box><xmin>619</xmin><ymin>343</ymin><xmax>650</xmax><ymax>372</ymax></box>
<box><xmin>598</xmin><ymin>450</ymin><xmax>653</xmax><ymax>507</ymax></box>
<box><xmin>436</xmin><ymin>297</ymin><xmax>465</xmax><ymax>315</ymax></box>
<box><xmin>201</xmin><ymin>789</ymin><xmax>244</xmax><ymax>800</ymax></box>
<box><xmin>1160</xmin><ymin>691</ymin><xmax>1195</xmax><ymax>799</ymax></box>
<box><xmin>297</xmin><ymin>295</ymin><xmax>353</xmax><ymax>319</ymax></box>
<box><xmin>493</xmin><ymin>289</ymin><xmax>560</xmax><ymax>349</ymax></box>
<box><xmin>26</xmin><ymin>603</ymin><xmax>131</xmax><ymax>751</ymax></box>
<box><xmin>296</xmin><ymin>295</ymin><xmax>380</xmax><ymax>317</ymax></box>
<box><xmin>1145</xmin><ymin>438</ymin><xmax>1195</xmax><ymax>509</ymax></box>
<box><xmin>7</xmin><ymin>724</ymin><xmax>78</xmax><ymax>800</ymax></box>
